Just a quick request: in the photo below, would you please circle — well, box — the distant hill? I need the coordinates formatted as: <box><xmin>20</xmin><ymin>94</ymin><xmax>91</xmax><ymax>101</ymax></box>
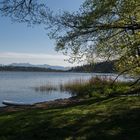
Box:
<box><xmin>0</xmin><ymin>61</ymin><xmax>117</xmax><ymax>73</ymax></box>
<box><xmin>0</xmin><ymin>66</ymin><xmax>65</xmax><ymax>72</ymax></box>
<box><xmin>7</xmin><ymin>63</ymin><xmax>70</xmax><ymax>71</ymax></box>
<box><xmin>68</xmin><ymin>61</ymin><xmax>117</xmax><ymax>73</ymax></box>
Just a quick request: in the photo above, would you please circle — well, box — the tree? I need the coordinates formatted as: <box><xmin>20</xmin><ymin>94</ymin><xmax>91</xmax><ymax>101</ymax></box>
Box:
<box><xmin>46</xmin><ymin>0</ymin><xmax>140</xmax><ymax>78</ymax></box>
<box><xmin>0</xmin><ymin>0</ymin><xmax>140</xmax><ymax>81</ymax></box>
<box><xmin>0</xmin><ymin>0</ymin><xmax>49</xmax><ymax>24</ymax></box>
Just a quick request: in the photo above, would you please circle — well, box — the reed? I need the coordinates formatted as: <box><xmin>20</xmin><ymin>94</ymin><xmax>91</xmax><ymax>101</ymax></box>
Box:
<box><xmin>59</xmin><ymin>76</ymin><xmax>132</xmax><ymax>97</ymax></box>
<box><xmin>60</xmin><ymin>78</ymin><xmax>89</xmax><ymax>95</ymax></box>
<box><xmin>34</xmin><ymin>77</ymin><xmax>139</xmax><ymax>97</ymax></box>
<box><xmin>34</xmin><ymin>84</ymin><xmax>57</xmax><ymax>92</ymax></box>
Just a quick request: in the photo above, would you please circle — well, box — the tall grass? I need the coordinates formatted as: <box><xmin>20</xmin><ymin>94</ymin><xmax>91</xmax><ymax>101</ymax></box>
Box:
<box><xmin>59</xmin><ymin>77</ymin><xmax>132</xmax><ymax>97</ymax></box>
<box><xmin>60</xmin><ymin>79</ymin><xmax>89</xmax><ymax>96</ymax></box>
<box><xmin>34</xmin><ymin>77</ymin><xmax>138</xmax><ymax>97</ymax></box>
<box><xmin>34</xmin><ymin>84</ymin><xmax>57</xmax><ymax>92</ymax></box>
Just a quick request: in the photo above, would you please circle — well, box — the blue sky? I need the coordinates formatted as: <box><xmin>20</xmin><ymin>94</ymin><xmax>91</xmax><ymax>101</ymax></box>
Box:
<box><xmin>0</xmin><ymin>0</ymin><xmax>84</xmax><ymax>66</ymax></box>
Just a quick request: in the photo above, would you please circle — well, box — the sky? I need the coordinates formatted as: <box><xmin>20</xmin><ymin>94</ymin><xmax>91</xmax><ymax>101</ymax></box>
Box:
<box><xmin>0</xmin><ymin>0</ymin><xmax>84</xmax><ymax>66</ymax></box>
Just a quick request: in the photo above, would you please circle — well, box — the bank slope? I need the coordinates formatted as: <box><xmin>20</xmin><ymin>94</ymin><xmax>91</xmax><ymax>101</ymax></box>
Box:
<box><xmin>0</xmin><ymin>96</ymin><xmax>140</xmax><ymax>140</ymax></box>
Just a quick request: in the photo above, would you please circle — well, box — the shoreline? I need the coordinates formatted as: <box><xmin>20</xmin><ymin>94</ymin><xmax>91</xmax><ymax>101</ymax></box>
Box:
<box><xmin>0</xmin><ymin>96</ymin><xmax>84</xmax><ymax>113</ymax></box>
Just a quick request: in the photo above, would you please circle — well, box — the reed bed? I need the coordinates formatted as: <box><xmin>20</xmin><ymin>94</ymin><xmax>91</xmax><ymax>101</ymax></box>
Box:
<box><xmin>59</xmin><ymin>77</ymin><xmax>132</xmax><ymax>97</ymax></box>
<box><xmin>34</xmin><ymin>77</ymin><xmax>138</xmax><ymax>97</ymax></box>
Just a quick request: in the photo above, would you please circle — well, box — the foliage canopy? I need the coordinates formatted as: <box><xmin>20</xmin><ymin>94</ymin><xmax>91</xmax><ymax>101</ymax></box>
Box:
<box><xmin>0</xmin><ymin>0</ymin><xmax>140</xmax><ymax>77</ymax></box>
<box><xmin>46</xmin><ymin>0</ymin><xmax>140</xmax><ymax>76</ymax></box>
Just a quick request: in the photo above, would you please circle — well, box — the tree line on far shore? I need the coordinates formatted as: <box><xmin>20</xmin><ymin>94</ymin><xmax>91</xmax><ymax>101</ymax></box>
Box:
<box><xmin>0</xmin><ymin>66</ymin><xmax>64</xmax><ymax>72</ymax></box>
<box><xmin>0</xmin><ymin>61</ymin><xmax>116</xmax><ymax>73</ymax></box>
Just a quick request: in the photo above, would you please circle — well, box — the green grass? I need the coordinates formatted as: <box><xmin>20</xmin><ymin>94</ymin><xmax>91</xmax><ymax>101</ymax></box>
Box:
<box><xmin>0</xmin><ymin>96</ymin><xmax>140</xmax><ymax>140</ymax></box>
<box><xmin>0</xmin><ymin>77</ymin><xmax>140</xmax><ymax>140</ymax></box>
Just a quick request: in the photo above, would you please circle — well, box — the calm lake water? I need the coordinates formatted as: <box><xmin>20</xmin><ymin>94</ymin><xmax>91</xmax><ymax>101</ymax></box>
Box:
<box><xmin>0</xmin><ymin>72</ymin><xmax>133</xmax><ymax>107</ymax></box>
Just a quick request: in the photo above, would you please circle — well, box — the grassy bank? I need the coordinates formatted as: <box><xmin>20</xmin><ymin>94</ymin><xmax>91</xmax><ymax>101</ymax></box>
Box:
<box><xmin>0</xmin><ymin>77</ymin><xmax>140</xmax><ymax>140</ymax></box>
<box><xmin>0</xmin><ymin>96</ymin><xmax>140</xmax><ymax>140</ymax></box>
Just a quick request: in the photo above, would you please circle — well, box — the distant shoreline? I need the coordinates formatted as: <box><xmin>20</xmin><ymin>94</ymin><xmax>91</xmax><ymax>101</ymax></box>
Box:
<box><xmin>0</xmin><ymin>66</ymin><xmax>117</xmax><ymax>73</ymax></box>
<box><xmin>0</xmin><ymin>61</ymin><xmax>117</xmax><ymax>73</ymax></box>
<box><xmin>0</xmin><ymin>66</ymin><xmax>66</xmax><ymax>72</ymax></box>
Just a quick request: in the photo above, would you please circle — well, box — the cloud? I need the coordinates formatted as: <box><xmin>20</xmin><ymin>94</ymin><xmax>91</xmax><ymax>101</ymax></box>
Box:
<box><xmin>0</xmin><ymin>52</ymin><xmax>76</xmax><ymax>66</ymax></box>
<box><xmin>0</xmin><ymin>52</ymin><xmax>66</xmax><ymax>59</ymax></box>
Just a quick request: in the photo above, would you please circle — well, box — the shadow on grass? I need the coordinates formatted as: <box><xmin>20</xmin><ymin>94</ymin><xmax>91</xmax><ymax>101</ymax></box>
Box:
<box><xmin>51</xmin><ymin>96</ymin><xmax>113</xmax><ymax>110</ymax></box>
<box><xmin>0</xmin><ymin>97</ymin><xmax>140</xmax><ymax>140</ymax></box>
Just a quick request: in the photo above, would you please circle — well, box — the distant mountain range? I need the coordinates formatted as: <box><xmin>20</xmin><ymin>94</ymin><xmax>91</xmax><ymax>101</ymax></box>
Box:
<box><xmin>0</xmin><ymin>61</ymin><xmax>117</xmax><ymax>73</ymax></box>
<box><xmin>5</xmin><ymin>63</ymin><xmax>70</xmax><ymax>71</ymax></box>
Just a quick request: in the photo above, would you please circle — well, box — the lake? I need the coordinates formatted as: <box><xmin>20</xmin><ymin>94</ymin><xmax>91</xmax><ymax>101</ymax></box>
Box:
<box><xmin>0</xmin><ymin>72</ymin><xmax>133</xmax><ymax>107</ymax></box>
